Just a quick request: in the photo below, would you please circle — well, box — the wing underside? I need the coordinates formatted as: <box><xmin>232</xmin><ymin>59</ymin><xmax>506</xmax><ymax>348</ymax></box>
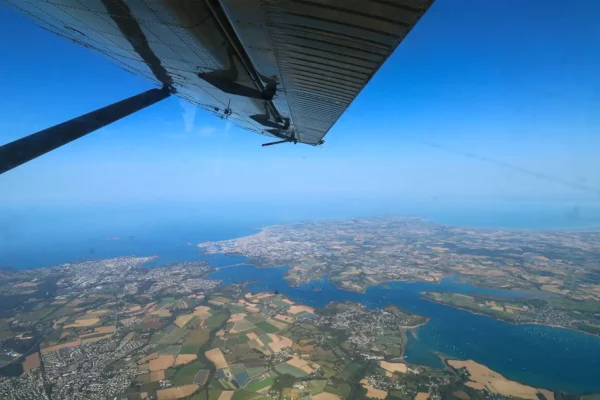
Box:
<box><xmin>4</xmin><ymin>0</ymin><xmax>433</xmax><ymax>145</ymax></box>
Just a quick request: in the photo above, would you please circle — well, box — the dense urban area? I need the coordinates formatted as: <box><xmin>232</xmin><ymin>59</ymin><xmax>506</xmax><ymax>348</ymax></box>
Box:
<box><xmin>0</xmin><ymin>216</ymin><xmax>599</xmax><ymax>399</ymax></box>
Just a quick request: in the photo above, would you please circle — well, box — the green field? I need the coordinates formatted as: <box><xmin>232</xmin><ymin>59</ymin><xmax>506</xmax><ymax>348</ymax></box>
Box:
<box><xmin>206</xmin><ymin>311</ymin><xmax>231</xmax><ymax>329</ymax></box>
<box><xmin>157</xmin><ymin>297</ymin><xmax>176</xmax><ymax>309</ymax></box>
<box><xmin>247</xmin><ymin>340</ymin><xmax>264</xmax><ymax>352</ymax></box>
<box><xmin>343</xmin><ymin>362</ymin><xmax>364</xmax><ymax>376</ymax></box>
<box><xmin>232</xmin><ymin>319</ymin><xmax>256</xmax><ymax>333</ymax></box>
<box><xmin>158</xmin><ymin>344</ymin><xmax>181</xmax><ymax>355</ymax></box>
<box><xmin>274</xmin><ymin>363</ymin><xmax>307</xmax><ymax>378</ymax></box>
<box><xmin>324</xmin><ymin>382</ymin><xmax>352</xmax><ymax>398</ymax></box>
<box><xmin>185</xmin><ymin>328</ymin><xmax>211</xmax><ymax>346</ymax></box>
<box><xmin>225</xmin><ymin>335</ymin><xmax>250</xmax><ymax>345</ymax></box>
<box><xmin>257</xmin><ymin>334</ymin><xmax>272</xmax><ymax>344</ymax></box>
<box><xmin>311</xmin><ymin>347</ymin><xmax>337</xmax><ymax>362</ymax></box>
<box><xmin>212</xmin><ymin>296</ymin><xmax>232</xmax><ymax>304</ymax></box>
<box><xmin>150</xmin><ymin>324</ymin><xmax>175</xmax><ymax>344</ymax></box>
<box><xmin>21</xmin><ymin>306</ymin><xmax>57</xmax><ymax>322</ymax></box>
<box><xmin>135</xmin><ymin>373</ymin><xmax>151</xmax><ymax>384</ymax></box>
<box><xmin>160</xmin><ymin>327</ymin><xmax>190</xmax><ymax>345</ymax></box>
<box><xmin>0</xmin><ymin>319</ymin><xmax>13</xmax><ymax>340</ymax></box>
<box><xmin>138</xmin><ymin>381</ymin><xmax>160</xmax><ymax>396</ymax></box>
<box><xmin>549</xmin><ymin>297</ymin><xmax>600</xmax><ymax>313</ymax></box>
<box><xmin>218</xmin><ymin>379</ymin><xmax>236</xmax><ymax>390</ymax></box>
<box><xmin>149</xmin><ymin>332</ymin><xmax>167</xmax><ymax>345</ymax></box>
<box><xmin>189</xmin><ymin>389</ymin><xmax>223</xmax><ymax>400</ymax></box>
<box><xmin>209</xmin><ymin>378</ymin><xmax>225</xmax><ymax>390</ymax></box>
<box><xmin>232</xmin><ymin>389</ymin><xmax>261</xmax><ymax>400</ymax></box>
<box><xmin>209</xmin><ymin>390</ymin><xmax>223</xmax><ymax>400</ymax></box>
<box><xmin>320</xmin><ymin>366</ymin><xmax>337</xmax><ymax>378</ymax></box>
<box><xmin>181</xmin><ymin>344</ymin><xmax>203</xmax><ymax>354</ymax></box>
<box><xmin>581</xmin><ymin>395</ymin><xmax>600</xmax><ymax>400</ymax></box>
<box><xmin>307</xmin><ymin>380</ymin><xmax>327</xmax><ymax>395</ymax></box>
<box><xmin>579</xmin><ymin>324</ymin><xmax>600</xmax><ymax>336</ymax></box>
<box><xmin>166</xmin><ymin>368</ymin><xmax>177</xmax><ymax>379</ymax></box>
<box><xmin>246</xmin><ymin>367</ymin><xmax>266</xmax><ymax>378</ymax></box>
<box><xmin>245</xmin><ymin>314</ymin><xmax>266</xmax><ymax>324</ymax></box>
<box><xmin>172</xmin><ymin>361</ymin><xmax>206</xmax><ymax>386</ymax></box>
<box><xmin>423</xmin><ymin>291</ymin><xmax>600</xmax><ymax>334</ymax></box>
<box><xmin>254</xmin><ymin>321</ymin><xmax>279</xmax><ymax>334</ymax></box>
<box><xmin>245</xmin><ymin>376</ymin><xmax>274</xmax><ymax>391</ymax></box>
<box><xmin>230</xmin><ymin>343</ymin><xmax>255</xmax><ymax>358</ymax></box>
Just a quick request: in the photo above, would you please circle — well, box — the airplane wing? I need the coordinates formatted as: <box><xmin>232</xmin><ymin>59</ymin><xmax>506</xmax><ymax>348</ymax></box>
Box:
<box><xmin>4</xmin><ymin>0</ymin><xmax>432</xmax><ymax>146</ymax></box>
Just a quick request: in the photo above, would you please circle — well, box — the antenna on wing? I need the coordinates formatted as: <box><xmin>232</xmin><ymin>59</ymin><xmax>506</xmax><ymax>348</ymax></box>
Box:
<box><xmin>261</xmin><ymin>129</ymin><xmax>299</xmax><ymax>147</ymax></box>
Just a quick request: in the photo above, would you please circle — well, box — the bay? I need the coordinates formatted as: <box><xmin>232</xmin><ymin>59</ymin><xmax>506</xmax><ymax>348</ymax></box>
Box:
<box><xmin>208</xmin><ymin>264</ymin><xmax>600</xmax><ymax>394</ymax></box>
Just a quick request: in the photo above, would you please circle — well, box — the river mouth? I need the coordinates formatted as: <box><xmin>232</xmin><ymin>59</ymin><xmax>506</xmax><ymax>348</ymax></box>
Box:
<box><xmin>208</xmin><ymin>263</ymin><xmax>600</xmax><ymax>394</ymax></box>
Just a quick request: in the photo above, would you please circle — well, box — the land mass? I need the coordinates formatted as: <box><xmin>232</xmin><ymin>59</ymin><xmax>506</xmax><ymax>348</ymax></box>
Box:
<box><xmin>422</xmin><ymin>292</ymin><xmax>600</xmax><ymax>336</ymax></box>
<box><xmin>0</xmin><ymin>254</ymin><xmax>538</xmax><ymax>400</ymax></box>
<box><xmin>198</xmin><ymin>216</ymin><xmax>600</xmax><ymax>335</ymax></box>
<box><xmin>1</xmin><ymin>216</ymin><xmax>600</xmax><ymax>399</ymax></box>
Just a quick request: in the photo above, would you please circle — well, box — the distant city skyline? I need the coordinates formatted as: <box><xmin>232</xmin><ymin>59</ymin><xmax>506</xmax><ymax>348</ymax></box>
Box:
<box><xmin>1</xmin><ymin>0</ymin><xmax>599</xmax><ymax>206</ymax></box>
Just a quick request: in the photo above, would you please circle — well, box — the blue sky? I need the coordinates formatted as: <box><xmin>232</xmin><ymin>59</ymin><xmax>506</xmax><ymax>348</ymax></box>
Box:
<box><xmin>1</xmin><ymin>0</ymin><xmax>599</xmax><ymax>207</ymax></box>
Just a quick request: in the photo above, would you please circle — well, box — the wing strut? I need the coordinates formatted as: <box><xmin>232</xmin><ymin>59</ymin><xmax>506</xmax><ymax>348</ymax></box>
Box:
<box><xmin>0</xmin><ymin>87</ymin><xmax>170</xmax><ymax>175</ymax></box>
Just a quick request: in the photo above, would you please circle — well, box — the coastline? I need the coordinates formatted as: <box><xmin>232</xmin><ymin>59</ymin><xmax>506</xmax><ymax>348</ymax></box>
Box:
<box><xmin>398</xmin><ymin>319</ymin><xmax>430</xmax><ymax>330</ymax></box>
<box><xmin>210</xmin><ymin>261</ymin><xmax>596</xmax><ymax>338</ymax></box>
<box><xmin>443</xmin><ymin>358</ymin><xmax>556</xmax><ymax>399</ymax></box>
<box><xmin>421</xmin><ymin>296</ymin><xmax>600</xmax><ymax>338</ymax></box>
<box><xmin>173</xmin><ymin>255</ymin><xmax>599</xmax><ymax>342</ymax></box>
<box><xmin>398</xmin><ymin>319</ymin><xmax>431</xmax><ymax>358</ymax></box>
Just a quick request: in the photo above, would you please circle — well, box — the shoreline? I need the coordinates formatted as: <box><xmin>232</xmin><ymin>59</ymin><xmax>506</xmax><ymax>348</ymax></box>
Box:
<box><xmin>8</xmin><ymin>212</ymin><xmax>600</xmax><ymax>271</ymax></box>
<box><xmin>443</xmin><ymin>358</ymin><xmax>553</xmax><ymax>398</ymax></box>
<box><xmin>198</xmin><ymin>255</ymin><xmax>547</xmax><ymax>303</ymax></box>
<box><xmin>207</xmin><ymin>261</ymin><xmax>600</xmax><ymax>341</ymax></box>
<box><xmin>210</xmin><ymin>263</ymin><xmax>595</xmax><ymax>337</ymax></box>
<box><xmin>421</xmin><ymin>296</ymin><xmax>600</xmax><ymax>338</ymax></box>
<box><xmin>398</xmin><ymin>318</ymin><xmax>430</xmax><ymax>330</ymax></box>
<box><xmin>398</xmin><ymin>319</ymin><xmax>431</xmax><ymax>358</ymax></box>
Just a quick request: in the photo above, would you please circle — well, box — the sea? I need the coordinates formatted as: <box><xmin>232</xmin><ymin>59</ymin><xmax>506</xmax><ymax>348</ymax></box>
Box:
<box><xmin>1</xmin><ymin>199</ymin><xmax>600</xmax><ymax>393</ymax></box>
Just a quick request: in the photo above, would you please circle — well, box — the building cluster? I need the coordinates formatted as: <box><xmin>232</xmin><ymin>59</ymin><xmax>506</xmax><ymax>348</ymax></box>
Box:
<box><xmin>55</xmin><ymin>256</ymin><xmax>157</xmax><ymax>290</ymax></box>
<box><xmin>199</xmin><ymin>229</ymin><xmax>333</xmax><ymax>265</ymax></box>
<box><xmin>513</xmin><ymin>305</ymin><xmax>581</xmax><ymax>328</ymax></box>
<box><xmin>0</xmin><ymin>370</ymin><xmax>49</xmax><ymax>400</ymax></box>
<box><xmin>50</xmin><ymin>258</ymin><xmax>216</xmax><ymax>298</ymax></box>
<box><xmin>312</xmin><ymin>303</ymin><xmax>405</xmax><ymax>353</ymax></box>
<box><xmin>42</xmin><ymin>337</ymin><xmax>145</xmax><ymax>399</ymax></box>
<box><xmin>145</xmin><ymin>262</ymin><xmax>218</xmax><ymax>295</ymax></box>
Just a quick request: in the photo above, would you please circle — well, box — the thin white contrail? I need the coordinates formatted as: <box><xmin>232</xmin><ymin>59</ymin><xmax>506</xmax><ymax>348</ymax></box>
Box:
<box><xmin>415</xmin><ymin>139</ymin><xmax>600</xmax><ymax>197</ymax></box>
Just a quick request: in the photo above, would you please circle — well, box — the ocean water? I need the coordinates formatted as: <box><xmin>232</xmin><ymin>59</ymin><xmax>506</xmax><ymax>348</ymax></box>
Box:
<box><xmin>209</xmin><ymin>265</ymin><xmax>600</xmax><ymax>394</ymax></box>
<box><xmin>0</xmin><ymin>204</ymin><xmax>259</xmax><ymax>269</ymax></box>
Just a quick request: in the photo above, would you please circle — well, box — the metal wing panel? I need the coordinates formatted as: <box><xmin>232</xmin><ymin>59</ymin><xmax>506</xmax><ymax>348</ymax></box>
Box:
<box><xmin>221</xmin><ymin>0</ymin><xmax>433</xmax><ymax>145</ymax></box>
<box><xmin>4</xmin><ymin>0</ymin><xmax>280</xmax><ymax>138</ymax></box>
<box><xmin>4</xmin><ymin>0</ymin><xmax>163</xmax><ymax>86</ymax></box>
<box><xmin>5</xmin><ymin>0</ymin><xmax>433</xmax><ymax>145</ymax></box>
